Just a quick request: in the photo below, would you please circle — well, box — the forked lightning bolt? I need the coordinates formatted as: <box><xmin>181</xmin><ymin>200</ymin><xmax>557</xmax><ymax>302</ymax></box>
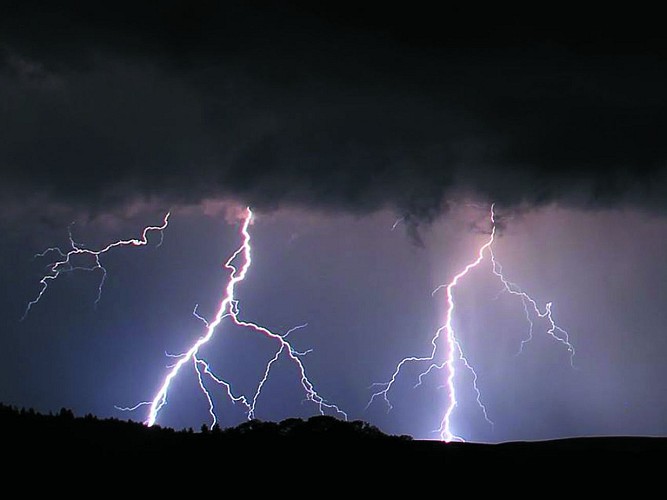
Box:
<box><xmin>490</xmin><ymin>252</ymin><xmax>575</xmax><ymax>363</ymax></box>
<box><xmin>368</xmin><ymin>204</ymin><xmax>575</xmax><ymax>442</ymax></box>
<box><xmin>25</xmin><ymin>208</ymin><xmax>344</xmax><ymax>429</ymax></box>
<box><xmin>22</xmin><ymin>214</ymin><xmax>170</xmax><ymax>320</ymax></box>
<box><xmin>119</xmin><ymin>208</ymin><xmax>346</xmax><ymax>428</ymax></box>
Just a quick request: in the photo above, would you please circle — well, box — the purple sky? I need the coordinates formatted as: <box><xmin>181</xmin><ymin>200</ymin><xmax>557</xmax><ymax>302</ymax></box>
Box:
<box><xmin>3</xmin><ymin>203</ymin><xmax>667</xmax><ymax>441</ymax></box>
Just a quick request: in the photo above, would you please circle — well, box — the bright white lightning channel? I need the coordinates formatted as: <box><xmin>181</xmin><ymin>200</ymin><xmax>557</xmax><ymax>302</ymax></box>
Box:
<box><xmin>119</xmin><ymin>208</ymin><xmax>346</xmax><ymax>428</ymax></box>
<box><xmin>368</xmin><ymin>204</ymin><xmax>575</xmax><ymax>442</ymax></box>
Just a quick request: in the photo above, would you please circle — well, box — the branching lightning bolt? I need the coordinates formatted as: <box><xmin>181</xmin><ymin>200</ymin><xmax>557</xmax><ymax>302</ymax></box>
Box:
<box><xmin>22</xmin><ymin>214</ymin><xmax>171</xmax><ymax>320</ymax></box>
<box><xmin>120</xmin><ymin>208</ymin><xmax>346</xmax><ymax>428</ymax></box>
<box><xmin>490</xmin><ymin>254</ymin><xmax>575</xmax><ymax>363</ymax></box>
<box><xmin>368</xmin><ymin>204</ymin><xmax>574</xmax><ymax>442</ymax></box>
<box><xmin>193</xmin><ymin>356</ymin><xmax>251</xmax><ymax>428</ymax></box>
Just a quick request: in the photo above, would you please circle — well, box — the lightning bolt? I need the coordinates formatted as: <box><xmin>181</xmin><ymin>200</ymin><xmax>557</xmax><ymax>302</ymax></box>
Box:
<box><xmin>121</xmin><ymin>207</ymin><xmax>346</xmax><ymax>428</ymax></box>
<box><xmin>193</xmin><ymin>356</ymin><xmax>251</xmax><ymax>429</ymax></box>
<box><xmin>490</xmin><ymin>253</ymin><xmax>575</xmax><ymax>363</ymax></box>
<box><xmin>368</xmin><ymin>204</ymin><xmax>574</xmax><ymax>442</ymax></box>
<box><xmin>22</xmin><ymin>213</ymin><xmax>170</xmax><ymax>320</ymax></box>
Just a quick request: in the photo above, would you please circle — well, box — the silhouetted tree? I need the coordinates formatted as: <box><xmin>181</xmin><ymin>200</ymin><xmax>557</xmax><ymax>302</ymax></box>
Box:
<box><xmin>58</xmin><ymin>408</ymin><xmax>74</xmax><ymax>420</ymax></box>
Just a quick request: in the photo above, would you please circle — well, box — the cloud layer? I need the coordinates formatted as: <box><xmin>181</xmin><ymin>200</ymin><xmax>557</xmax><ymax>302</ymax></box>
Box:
<box><xmin>2</xmin><ymin>3</ymin><xmax>667</xmax><ymax>218</ymax></box>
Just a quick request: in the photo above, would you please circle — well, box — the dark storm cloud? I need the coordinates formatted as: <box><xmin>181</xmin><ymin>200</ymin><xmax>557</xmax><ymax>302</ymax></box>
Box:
<box><xmin>2</xmin><ymin>2</ymin><xmax>667</xmax><ymax>219</ymax></box>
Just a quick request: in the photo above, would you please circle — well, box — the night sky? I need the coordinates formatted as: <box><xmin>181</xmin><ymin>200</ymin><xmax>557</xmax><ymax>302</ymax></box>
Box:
<box><xmin>2</xmin><ymin>3</ymin><xmax>667</xmax><ymax>442</ymax></box>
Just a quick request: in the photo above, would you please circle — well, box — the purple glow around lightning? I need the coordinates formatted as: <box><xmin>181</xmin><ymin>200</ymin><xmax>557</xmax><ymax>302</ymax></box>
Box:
<box><xmin>22</xmin><ymin>213</ymin><xmax>170</xmax><ymax>320</ymax></box>
<box><xmin>368</xmin><ymin>204</ymin><xmax>575</xmax><ymax>442</ymax></box>
<box><xmin>119</xmin><ymin>207</ymin><xmax>346</xmax><ymax>428</ymax></box>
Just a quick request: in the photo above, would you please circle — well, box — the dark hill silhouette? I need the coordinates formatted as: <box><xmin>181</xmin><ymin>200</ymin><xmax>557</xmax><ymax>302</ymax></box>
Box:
<box><xmin>1</xmin><ymin>403</ymin><xmax>664</xmax><ymax>488</ymax></box>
